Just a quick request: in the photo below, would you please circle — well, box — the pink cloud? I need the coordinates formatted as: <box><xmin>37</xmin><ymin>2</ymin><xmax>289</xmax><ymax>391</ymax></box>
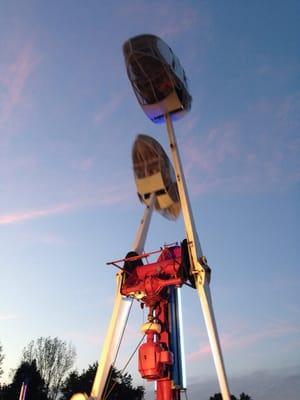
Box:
<box><xmin>0</xmin><ymin>313</ymin><xmax>19</xmax><ymax>321</ymax></box>
<box><xmin>0</xmin><ymin>183</ymin><xmax>131</xmax><ymax>226</ymax></box>
<box><xmin>66</xmin><ymin>330</ymin><xmax>104</xmax><ymax>345</ymax></box>
<box><xmin>221</xmin><ymin>322</ymin><xmax>300</xmax><ymax>354</ymax></box>
<box><xmin>0</xmin><ymin>203</ymin><xmax>74</xmax><ymax>225</ymax></box>
<box><xmin>36</xmin><ymin>233</ymin><xmax>68</xmax><ymax>246</ymax></box>
<box><xmin>94</xmin><ymin>93</ymin><xmax>125</xmax><ymax>125</ymax></box>
<box><xmin>73</xmin><ymin>157</ymin><xmax>95</xmax><ymax>172</ymax></box>
<box><xmin>155</xmin><ymin>6</ymin><xmax>198</xmax><ymax>39</ymax></box>
<box><xmin>119</xmin><ymin>1</ymin><xmax>201</xmax><ymax>40</ymax></box>
<box><xmin>182</xmin><ymin>94</ymin><xmax>300</xmax><ymax>196</ymax></box>
<box><xmin>186</xmin><ymin>322</ymin><xmax>300</xmax><ymax>362</ymax></box>
<box><xmin>184</xmin><ymin>121</ymin><xmax>239</xmax><ymax>175</ymax></box>
<box><xmin>187</xmin><ymin>343</ymin><xmax>211</xmax><ymax>361</ymax></box>
<box><xmin>0</xmin><ymin>43</ymin><xmax>39</xmax><ymax>130</ymax></box>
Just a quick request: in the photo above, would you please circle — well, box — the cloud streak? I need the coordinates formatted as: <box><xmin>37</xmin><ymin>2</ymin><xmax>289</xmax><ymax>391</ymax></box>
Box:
<box><xmin>0</xmin><ymin>313</ymin><xmax>19</xmax><ymax>321</ymax></box>
<box><xmin>186</xmin><ymin>322</ymin><xmax>300</xmax><ymax>362</ymax></box>
<box><xmin>183</xmin><ymin>94</ymin><xmax>300</xmax><ymax>195</ymax></box>
<box><xmin>187</xmin><ymin>367</ymin><xmax>300</xmax><ymax>400</ymax></box>
<box><xmin>119</xmin><ymin>1</ymin><xmax>201</xmax><ymax>40</ymax></box>
<box><xmin>0</xmin><ymin>203</ymin><xmax>74</xmax><ymax>225</ymax></box>
<box><xmin>0</xmin><ymin>43</ymin><xmax>39</xmax><ymax>131</ymax></box>
<box><xmin>94</xmin><ymin>93</ymin><xmax>125</xmax><ymax>125</ymax></box>
<box><xmin>0</xmin><ymin>182</ymin><xmax>131</xmax><ymax>225</ymax></box>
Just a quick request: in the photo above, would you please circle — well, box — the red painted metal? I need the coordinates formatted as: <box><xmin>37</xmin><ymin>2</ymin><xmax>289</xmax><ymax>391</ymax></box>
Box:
<box><xmin>120</xmin><ymin>245</ymin><xmax>183</xmax><ymax>306</ymax></box>
<box><xmin>118</xmin><ymin>245</ymin><xmax>185</xmax><ymax>400</ymax></box>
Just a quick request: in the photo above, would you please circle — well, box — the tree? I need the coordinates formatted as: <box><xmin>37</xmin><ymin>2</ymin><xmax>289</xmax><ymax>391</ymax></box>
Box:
<box><xmin>60</xmin><ymin>363</ymin><xmax>96</xmax><ymax>400</ymax></box>
<box><xmin>209</xmin><ymin>394</ymin><xmax>252</xmax><ymax>400</ymax></box>
<box><xmin>209</xmin><ymin>394</ymin><xmax>237</xmax><ymax>400</ymax></box>
<box><xmin>60</xmin><ymin>363</ymin><xmax>144</xmax><ymax>400</ymax></box>
<box><xmin>1</xmin><ymin>360</ymin><xmax>48</xmax><ymax>400</ymax></box>
<box><xmin>0</xmin><ymin>342</ymin><xmax>4</xmax><ymax>380</ymax></box>
<box><xmin>22</xmin><ymin>337</ymin><xmax>76</xmax><ymax>400</ymax></box>
<box><xmin>239</xmin><ymin>393</ymin><xmax>252</xmax><ymax>400</ymax></box>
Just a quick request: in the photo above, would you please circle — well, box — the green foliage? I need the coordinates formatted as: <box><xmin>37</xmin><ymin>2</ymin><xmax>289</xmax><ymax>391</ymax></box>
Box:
<box><xmin>1</xmin><ymin>361</ymin><xmax>48</xmax><ymax>400</ymax></box>
<box><xmin>60</xmin><ymin>363</ymin><xmax>144</xmax><ymax>400</ymax></box>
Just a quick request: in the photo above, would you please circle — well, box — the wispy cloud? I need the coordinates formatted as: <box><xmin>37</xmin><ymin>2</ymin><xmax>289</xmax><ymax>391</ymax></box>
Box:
<box><xmin>186</xmin><ymin>322</ymin><xmax>300</xmax><ymax>362</ymax></box>
<box><xmin>183</xmin><ymin>93</ymin><xmax>300</xmax><ymax>195</ymax></box>
<box><xmin>0</xmin><ymin>313</ymin><xmax>19</xmax><ymax>321</ymax></box>
<box><xmin>0</xmin><ymin>183</ymin><xmax>131</xmax><ymax>226</ymax></box>
<box><xmin>94</xmin><ymin>93</ymin><xmax>125</xmax><ymax>125</ymax></box>
<box><xmin>66</xmin><ymin>330</ymin><xmax>103</xmax><ymax>345</ymax></box>
<box><xmin>184</xmin><ymin>122</ymin><xmax>239</xmax><ymax>175</ymax></box>
<box><xmin>0</xmin><ymin>43</ymin><xmax>39</xmax><ymax>131</ymax></box>
<box><xmin>188</xmin><ymin>367</ymin><xmax>300</xmax><ymax>400</ymax></box>
<box><xmin>71</xmin><ymin>157</ymin><xmax>95</xmax><ymax>172</ymax></box>
<box><xmin>187</xmin><ymin>343</ymin><xmax>211</xmax><ymax>361</ymax></box>
<box><xmin>0</xmin><ymin>203</ymin><xmax>74</xmax><ymax>225</ymax></box>
<box><xmin>119</xmin><ymin>1</ymin><xmax>201</xmax><ymax>40</ymax></box>
<box><xmin>154</xmin><ymin>5</ymin><xmax>199</xmax><ymax>39</ymax></box>
<box><xmin>36</xmin><ymin>233</ymin><xmax>69</xmax><ymax>246</ymax></box>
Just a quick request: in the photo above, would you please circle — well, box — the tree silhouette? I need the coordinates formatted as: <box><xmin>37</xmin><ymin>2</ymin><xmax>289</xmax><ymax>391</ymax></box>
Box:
<box><xmin>60</xmin><ymin>363</ymin><xmax>144</xmax><ymax>400</ymax></box>
<box><xmin>22</xmin><ymin>337</ymin><xmax>76</xmax><ymax>400</ymax></box>
<box><xmin>1</xmin><ymin>360</ymin><xmax>47</xmax><ymax>400</ymax></box>
<box><xmin>209</xmin><ymin>393</ymin><xmax>252</xmax><ymax>400</ymax></box>
<box><xmin>239</xmin><ymin>393</ymin><xmax>252</xmax><ymax>400</ymax></box>
<box><xmin>0</xmin><ymin>342</ymin><xmax>4</xmax><ymax>380</ymax></box>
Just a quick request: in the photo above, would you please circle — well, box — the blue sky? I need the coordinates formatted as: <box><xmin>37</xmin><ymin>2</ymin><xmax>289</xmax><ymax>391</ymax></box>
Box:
<box><xmin>0</xmin><ymin>1</ymin><xmax>299</xmax><ymax>399</ymax></box>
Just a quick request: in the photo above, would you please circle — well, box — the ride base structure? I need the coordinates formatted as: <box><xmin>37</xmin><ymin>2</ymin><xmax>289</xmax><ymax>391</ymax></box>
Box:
<box><xmin>71</xmin><ymin>34</ymin><xmax>231</xmax><ymax>400</ymax></box>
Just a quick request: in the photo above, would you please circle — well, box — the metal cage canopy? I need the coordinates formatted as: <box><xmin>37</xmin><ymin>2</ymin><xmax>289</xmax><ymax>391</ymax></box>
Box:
<box><xmin>123</xmin><ymin>34</ymin><xmax>192</xmax><ymax>123</ymax></box>
<box><xmin>132</xmin><ymin>134</ymin><xmax>181</xmax><ymax>220</ymax></box>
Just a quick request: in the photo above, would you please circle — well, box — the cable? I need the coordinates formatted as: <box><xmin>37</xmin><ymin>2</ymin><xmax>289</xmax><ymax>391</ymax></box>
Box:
<box><xmin>102</xmin><ymin>324</ymin><xmax>152</xmax><ymax>400</ymax></box>
<box><xmin>101</xmin><ymin>300</ymin><xmax>133</xmax><ymax>400</ymax></box>
<box><xmin>183</xmin><ymin>388</ymin><xmax>189</xmax><ymax>400</ymax></box>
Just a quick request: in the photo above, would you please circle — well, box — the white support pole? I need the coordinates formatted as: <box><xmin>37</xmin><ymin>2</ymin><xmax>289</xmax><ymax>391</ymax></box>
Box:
<box><xmin>89</xmin><ymin>193</ymin><xmax>155</xmax><ymax>400</ymax></box>
<box><xmin>91</xmin><ymin>275</ymin><xmax>132</xmax><ymax>400</ymax></box>
<box><xmin>19</xmin><ymin>382</ymin><xmax>26</xmax><ymax>400</ymax></box>
<box><xmin>165</xmin><ymin>114</ymin><xmax>203</xmax><ymax>269</ymax></box>
<box><xmin>132</xmin><ymin>193</ymin><xmax>155</xmax><ymax>253</ymax></box>
<box><xmin>196</xmin><ymin>282</ymin><xmax>231</xmax><ymax>400</ymax></box>
<box><xmin>165</xmin><ymin>113</ymin><xmax>231</xmax><ymax>400</ymax></box>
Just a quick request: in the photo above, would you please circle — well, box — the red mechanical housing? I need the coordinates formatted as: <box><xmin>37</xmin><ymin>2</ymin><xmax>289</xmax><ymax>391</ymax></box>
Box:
<box><xmin>138</xmin><ymin>322</ymin><xmax>173</xmax><ymax>381</ymax></box>
<box><xmin>107</xmin><ymin>243</ymin><xmax>190</xmax><ymax>400</ymax></box>
<box><xmin>120</xmin><ymin>245</ymin><xmax>184</xmax><ymax>306</ymax></box>
<box><xmin>139</xmin><ymin>342</ymin><xmax>165</xmax><ymax>379</ymax></box>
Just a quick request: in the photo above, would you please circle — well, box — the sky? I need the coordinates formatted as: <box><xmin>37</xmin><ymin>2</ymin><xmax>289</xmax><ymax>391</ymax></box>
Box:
<box><xmin>0</xmin><ymin>1</ymin><xmax>299</xmax><ymax>399</ymax></box>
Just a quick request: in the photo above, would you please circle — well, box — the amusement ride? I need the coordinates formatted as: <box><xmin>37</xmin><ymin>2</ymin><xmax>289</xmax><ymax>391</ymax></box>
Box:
<box><xmin>71</xmin><ymin>34</ymin><xmax>231</xmax><ymax>400</ymax></box>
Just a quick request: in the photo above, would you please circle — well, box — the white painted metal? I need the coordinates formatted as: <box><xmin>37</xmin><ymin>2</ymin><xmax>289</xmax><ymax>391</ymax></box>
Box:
<box><xmin>91</xmin><ymin>194</ymin><xmax>155</xmax><ymax>400</ymax></box>
<box><xmin>165</xmin><ymin>113</ymin><xmax>231</xmax><ymax>400</ymax></box>
<box><xmin>196</xmin><ymin>281</ymin><xmax>230</xmax><ymax>400</ymax></box>
<box><xmin>90</xmin><ymin>275</ymin><xmax>132</xmax><ymax>400</ymax></box>
<box><xmin>132</xmin><ymin>193</ymin><xmax>155</xmax><ymax>254</ymax></box>
<box><xmin>18</xmin><ymin>382</ymin><xmax>27</xmax><ymax>400</ymax></box>
<box><xmin>75</xmin><ymin>195</ymin><xmax>156</xmax><ymax>400</ymax></box>
<box><xmin>165</xmin><ymin>114</ymin><xmax>203</xmax><ymax>265</ymax></box>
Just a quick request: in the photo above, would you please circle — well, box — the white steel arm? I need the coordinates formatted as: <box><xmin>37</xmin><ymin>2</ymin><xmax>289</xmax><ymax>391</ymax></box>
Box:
<box><xmin>165</xmin><ymin>113</ymin><xmax>231</xmax><ymax>400</ymax></box>
<box><xmin>89</xmin><ymin>193</ymin><xmax>155</xmax><ymax>400</ymax></box>
<box><xmin>90</xmin><ymin>275</ymin><xmax>132</xmax><ymax>400</ymax></box>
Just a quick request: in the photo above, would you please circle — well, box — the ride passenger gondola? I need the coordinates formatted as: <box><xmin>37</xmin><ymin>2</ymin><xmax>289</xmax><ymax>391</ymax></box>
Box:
<box><xmin>123</xmin><ymin>34</ymin><xmax>192</xmax><ymax>123</ymax></box>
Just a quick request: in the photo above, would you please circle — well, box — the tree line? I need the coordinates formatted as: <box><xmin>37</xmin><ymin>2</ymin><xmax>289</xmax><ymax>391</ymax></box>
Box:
<box><xmin>0</xmin><ymin>338</ymin><xmax>143</xmax><ymax>400</ymax></box>
<box><xmin>0</xmin><ymin>339</ymin><xmax>252</xmax><ymax>400</ymax></box>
